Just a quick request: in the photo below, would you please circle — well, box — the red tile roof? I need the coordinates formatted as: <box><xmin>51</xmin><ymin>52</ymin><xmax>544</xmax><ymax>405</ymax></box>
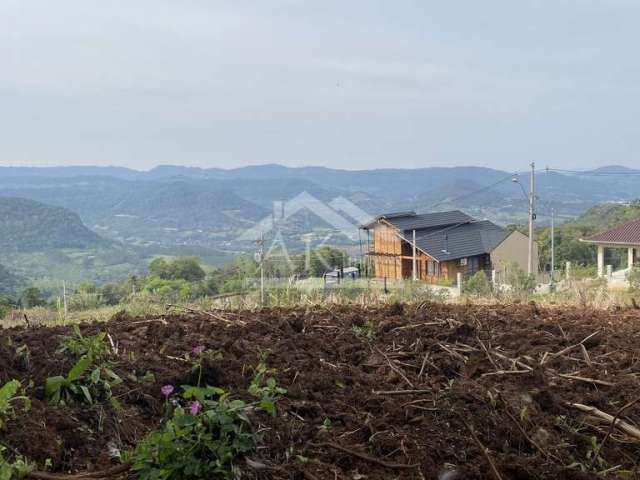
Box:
<box><xmin>584</xmin><ymin>218</ymin><xmax>640</xmax><ymax>244</ymax></box>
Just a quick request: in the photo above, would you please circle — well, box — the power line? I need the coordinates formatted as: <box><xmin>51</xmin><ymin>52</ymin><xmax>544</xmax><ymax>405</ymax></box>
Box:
<box><xmin>545</xmin><ymin>167</ymin><xmax>640</xmax><ymax>176</ymax></box>
<box><xmin>423</xmin><ymin>173</ymin><xmax>517</xmax><ymax>211</ymax></box>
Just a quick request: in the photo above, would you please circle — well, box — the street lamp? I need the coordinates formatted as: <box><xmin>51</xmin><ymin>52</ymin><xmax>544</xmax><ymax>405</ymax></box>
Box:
<box><xmin>512</xmin><ymin>168</ymin><xmax>536</xmax><ymax>277</ymax></box>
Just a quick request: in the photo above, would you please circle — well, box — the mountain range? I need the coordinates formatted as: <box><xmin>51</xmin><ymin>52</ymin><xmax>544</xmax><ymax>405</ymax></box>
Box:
<box><xmin>0</xmin><ymin>163</ymin><xmax>638</xmax><ymax>289</ymax></box>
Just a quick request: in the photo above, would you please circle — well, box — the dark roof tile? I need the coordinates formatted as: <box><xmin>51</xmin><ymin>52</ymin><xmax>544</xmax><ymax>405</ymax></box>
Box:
<box><xmin>584</xmin><ymin>218</ymin><xmax>640</xmax><ymax>244</ymax></box>
<box><xmin>385</xmin><ymin>210</ymin><xmax>474</xmax><ymax>231</ymax></box>
<box><xmin>413</xmin><ymin>220</ymin><xmax>509</xmax><ymax>261</ymax></box>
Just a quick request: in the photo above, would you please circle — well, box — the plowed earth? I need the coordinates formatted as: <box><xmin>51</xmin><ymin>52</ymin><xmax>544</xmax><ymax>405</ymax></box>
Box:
<box><xmin>2</xmin><ymin>303</ymin><xmax>640</xmax><ymax>479</ymax></box>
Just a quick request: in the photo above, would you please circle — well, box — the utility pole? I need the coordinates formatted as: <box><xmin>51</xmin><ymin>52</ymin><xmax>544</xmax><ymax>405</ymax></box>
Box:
<box><xmin>550</xmin><ymin>207</ymin><xmax>555</xmax><ymax>283</ymax></box>
<box><xmin>257</xmin><ymin>232</ymin><xmax>265</xmax><ymax>306</ymax></box>
<box><xmin>528</xmin><ymin>162</ymin><xmax>536</xmax><ymax>276</ymax></box>
<box><xmin>62</xmin><ymin>280</ymin><xmax>68</xmax><ymax>317</ymax></box>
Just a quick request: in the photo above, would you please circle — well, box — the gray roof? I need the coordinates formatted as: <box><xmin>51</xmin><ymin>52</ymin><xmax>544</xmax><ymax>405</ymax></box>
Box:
<box><xmin>413</xmin><ymin>220</ymin><xmax>509</xmax><ymax>262</ymax></box>
<box><xmin>363</xmin><ymin>210</ymin><xmax>473</xmax><ymax>230</ymax></box>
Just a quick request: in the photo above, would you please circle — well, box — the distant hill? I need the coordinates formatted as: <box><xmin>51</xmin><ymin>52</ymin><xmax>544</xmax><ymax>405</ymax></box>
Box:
<box><xmin>0</xmin><ymin>263</ymin><xmax>25</xmax><ymax>296</ymax></box>
<box><xmin>573</xmin><ymin>201</ymin><xmax>640</xmax><ymax>231</ymax></box>
<box><xmin>0</xmin><ymin>163</ymin><xmax>638</xmax><ymax>267</ymax></box>
<box><xmin>0</xmin><ymin>197</ymin><xmax>108</xmax><ymax>251</ymax></box>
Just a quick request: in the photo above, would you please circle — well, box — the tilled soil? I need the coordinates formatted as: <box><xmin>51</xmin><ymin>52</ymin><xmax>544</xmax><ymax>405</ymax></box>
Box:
<box><xmin>2</xmin><ymin>302</ymin><xmax>640</xmax><ymax>479</ymax></box>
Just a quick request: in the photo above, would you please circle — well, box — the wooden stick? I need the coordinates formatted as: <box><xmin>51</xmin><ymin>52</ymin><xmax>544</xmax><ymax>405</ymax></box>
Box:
<box><xmin>490</xmin><ymin>351</ymin><xmax>533</xmax><ymax>371</ymax></box>
<box><xmin>27</xmin><ymin>464</ymin><xmax>131</xmax><ymax>480</ymax></box>
<box><xmin>541</xmin><ymin>331</ymin><xmax>599</xmax><ymax>365</ymax></box>
<box><xmin>372</xmin><ymin>389</ymin><xmax>432</xmax><ymax>396</ymax></box>
<box><xmin>462</xmin><ymin>421</ymin><xmax>504</xmax><ymax>480</ymax></box>
<box><xmin>310</xmin><ymin>442</ymin><xmax>419</xmax><ymax>469</ymax></box>
<box><xmin>592</xmin><ymin>396</ymin><xmax>640</xmax><ymax>463</ymax></box>
<box><xmin>570</xmin><ymin>403</ymin><xmax>640</xmax><ymax>440</ymax></box>
<box><xmin>557</xmin><ymin>374</ymin><xmax>615</xmax><ymax>387</ymax></box>
<box><xmin>418</xmin><ymin>352</ymin><xmax>430</xmax><ymax>378</ymax></box>
<box><xmin>481</xmin><ymin>369</ymin><xmax>531</xmax><ymax>377</ymax></box>
<box><xmin>376</xmin><ymin>347</ymin><xmax>414</xmax><ymax>388</ymax></box>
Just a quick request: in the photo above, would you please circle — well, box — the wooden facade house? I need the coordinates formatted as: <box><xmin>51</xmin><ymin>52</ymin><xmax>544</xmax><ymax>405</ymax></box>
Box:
<box><xmin>362</xmin><ymin>211</ymin><xmax>535</xmax><ymax>283</ymax></box>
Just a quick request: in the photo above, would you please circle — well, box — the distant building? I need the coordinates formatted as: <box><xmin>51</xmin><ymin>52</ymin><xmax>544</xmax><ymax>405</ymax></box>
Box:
<box><xmin>362</xmin><ymin>210</ymin><xmax>536</xmax><ymax>283</ymax></box>
<box><xmin>581</xmin><ymin>218</ymin><xmax>640</xmax><ymax>277</ymax></box>
<box><xmin>324</xmin><ymin>266</ymin><xmax>360</xmax><ymax>280</ymax></box>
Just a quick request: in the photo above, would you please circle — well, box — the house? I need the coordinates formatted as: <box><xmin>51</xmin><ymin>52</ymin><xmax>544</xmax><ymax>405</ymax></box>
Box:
<box><xmin>324</xmin><ymin>267</ymin><xmax>360</xmax><ymax>284</ymax></box>
<box><xmin>580</xmin><ymin>218</ymin><xmax>640</xmax><ymax>277</ymax></box>
<box><xmin>362</xmin><ymin>210</ymin><xmax>536</xmax><ymax>283</ymax></box>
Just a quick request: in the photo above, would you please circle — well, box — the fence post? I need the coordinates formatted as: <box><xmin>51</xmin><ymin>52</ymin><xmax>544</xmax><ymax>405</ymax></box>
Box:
<box><xmin>565</xmin><ymin>261</ymin><xmax>571</xmax><ymax>281</ymax></box>
<box><xmin>606</xmin><ymin>264</ymin><xmax>612</xmax><ymax>280</ymax></box>
<box><xmin>491</xmin><ymin>269</ymin><xmax>496</xmax><ymax>288</ymax></box>
<box><xmin>384</xmin><ymin>277</ymin><xmax>388</xmax><ymax>294</ymax></box>
<box><xmin>457</xmin><ymin>272</ymin><xmax>462</xmax><ymax>296</ymax></box>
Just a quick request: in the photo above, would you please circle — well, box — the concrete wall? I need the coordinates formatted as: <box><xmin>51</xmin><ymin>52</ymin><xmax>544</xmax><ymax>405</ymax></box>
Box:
<box><xmin>490</xmin><ymin>231</ymin><xmax>539</xmax><ymax>279</ymax></box>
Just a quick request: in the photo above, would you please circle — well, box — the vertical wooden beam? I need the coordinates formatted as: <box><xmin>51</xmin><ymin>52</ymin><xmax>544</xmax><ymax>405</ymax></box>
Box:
<box><xmin>412</xmin><ymin>229</ymin><xmax>417</xmax><ymax>281</ymax></box>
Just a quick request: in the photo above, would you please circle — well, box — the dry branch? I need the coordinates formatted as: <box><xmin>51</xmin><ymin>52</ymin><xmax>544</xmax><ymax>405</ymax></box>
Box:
<box><xmin>557</xmin><ymin>373</ymin><xmax>615</xmax><ymax>387</ymax></box>
<box><xmin>310</xmin><ymin>442</ymin><xmax>419</xmax><ymax>469</ymax></box>
<box><xmin>463</xmin><ymin>421</ymin><xmax>504</xmax><ymax>480</ymax></box>
<box><xmin>570</xmin><ymin>403</ymin><xmax>640</xmax><ymax>441</ymax></box>
<box><xmin>27</xmin><ymin>464</ymin><xmax>131</xmax><ymax>480</ymax></box>
<box><xmin>372</xmin><ymin>389</ymin><xmax>432</xmax><ymax>396</ymax></box>
<box><xmin>541</xmin><ymin>331</ymin><xmax>599</xmax><ymax>365</ymax></box>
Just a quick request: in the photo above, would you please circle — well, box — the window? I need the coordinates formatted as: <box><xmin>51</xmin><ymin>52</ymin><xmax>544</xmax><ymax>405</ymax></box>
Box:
<box><xmin>459</xmin><ymin>258</ymin><xmax>468</xmax><ymax>266</ymax></box>
<box><xmin>427</xmin><ymin>261</ymin><xmax>439</xmax><ymax>276</ymax></box>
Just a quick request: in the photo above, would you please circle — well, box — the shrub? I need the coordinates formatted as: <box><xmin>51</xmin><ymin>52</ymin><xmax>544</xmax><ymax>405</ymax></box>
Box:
<box><xmin>464</xmin><ymin>271</ymin><xmax>492</xmax><ymax>296</ymax></box>
<box><xmin>505</xmin><ymin>262</ymin><xmax>535</xmax><ymax>294</ymax></box>
<box><xmin>627</xmin><ymin>266</ymin><xmax>640</xmax><ymax>291</ymax></box>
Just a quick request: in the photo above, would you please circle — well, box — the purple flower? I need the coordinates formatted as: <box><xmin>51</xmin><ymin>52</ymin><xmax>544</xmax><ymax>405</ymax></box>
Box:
<box><xmin>190</xmin><ymin>401</ymin><xmax>202</xmax><ymax>415</ymax></box>
<box><xmin>192</xmin><ymin>345</ymin><xmax>205</xmax><ymax>355</ymax></box>
<box><xmin>161</xmin><ymin>385</ymin><xmax>174</xmax><ymax>397</ymax></box>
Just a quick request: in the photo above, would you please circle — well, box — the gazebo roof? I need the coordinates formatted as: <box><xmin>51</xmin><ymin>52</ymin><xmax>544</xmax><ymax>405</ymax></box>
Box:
<box><xmin>583</xmin><ymin>218</ymin><xmax>640</xmax><ymax>245</ymax></box>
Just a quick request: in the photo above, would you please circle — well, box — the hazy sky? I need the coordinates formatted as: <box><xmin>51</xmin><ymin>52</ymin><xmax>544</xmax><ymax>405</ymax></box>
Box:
<box><xmin>1</xmin><ymin>1</ymin><xmax>639</xmax><ymax>171</ymax></box>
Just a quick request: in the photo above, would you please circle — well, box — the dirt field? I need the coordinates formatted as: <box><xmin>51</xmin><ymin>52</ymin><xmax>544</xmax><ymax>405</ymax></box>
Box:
<box><xmin>2</xmin><ymin>302</ymin><xmax>640</xmax><ymax>479</ymax></box>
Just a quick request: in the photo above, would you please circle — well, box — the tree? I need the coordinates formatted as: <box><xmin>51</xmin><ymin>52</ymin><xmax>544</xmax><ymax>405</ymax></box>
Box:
<box><xmin>20</xmin><ymin>287</ymin><xmax>45</xmax><ymax>308</ymax></box>
<box><xmin>149</xmin><ymin>257</ymin><xmax>171</xmax><ymax>279</ymax></box>
<box><xmin>100</xmin><ymin>283</ymin><xmax>126</xmax><ymax>306</ymax></box>
<box><xmin>167</xmin><ymin>257</ymin><xmax>206</xmax><ymax>282</ymax></box>
<box><xmin>300</xmin><ymin>246</ymin><xmax>348</xmax><ymax>277</ymax></box>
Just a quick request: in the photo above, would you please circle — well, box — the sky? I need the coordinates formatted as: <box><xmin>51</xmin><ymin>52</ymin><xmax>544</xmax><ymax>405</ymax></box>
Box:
<box><xmin>1</xmin><ymin>0</ymin><xmax>639</xmax><ymax>171</ymax></box>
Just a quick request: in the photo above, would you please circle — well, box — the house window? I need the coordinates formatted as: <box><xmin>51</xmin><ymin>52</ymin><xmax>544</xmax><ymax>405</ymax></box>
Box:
<box><xmin>459</xmin><ymin>258</ymin><xmax>468</xmax><ymax>266</ymax></box>
<box><xmin>427</xmin><ymin>261</ymin><xmax>439</xmax><ymax>276</ymax></box>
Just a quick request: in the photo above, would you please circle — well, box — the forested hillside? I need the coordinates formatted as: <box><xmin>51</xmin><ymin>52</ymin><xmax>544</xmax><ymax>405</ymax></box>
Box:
<box><xmin>537</xmin><ymin>200</ymin><xmax>640</xmax><ymax>270</ymax></box>
<box><xmin>0</xmin><ymin>263</ymin><xmax>25</xmax><ymax>296</ymax></box>
<box><xmin>0</xmin><ymin>197</ymin><xmax>107</xmax><ymax>251</ymax></box>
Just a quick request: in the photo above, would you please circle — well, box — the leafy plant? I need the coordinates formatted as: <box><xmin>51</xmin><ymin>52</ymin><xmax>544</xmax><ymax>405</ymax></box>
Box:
<box><xmin>0</xmin><ymin>445</ymin><xmax>33</xmax><ymax>480</ymax></box>
<box><xmin>352</xmin><ymin>321</ymin><xmax>376</xmax><ymax>341</ymax></box>
<box><xmin>58</xmin><ymin>325</ymin><xmax>108</xmax><ymax>361</ymax></box>
<box><xmin>45</xmin><ymin>355</ymin><xmax>122</xmax><ymax>407</ymax></box>
<box><xmin>0</xmin><ymin>381</ymin><xmax>30</xmax><ymax>430</ymax></box>
<box><xmin>189</xmin><ymin>347</ymin><xmax>222</xmax><ymax>388</ymax></box>
<box><xmin>248</xmin><ymin>356</ymin><xmax>286</xmax><ymax>416</ymax></box>
<box><xmin>130</xmin><ymin>386</ymin><xmax>257</xmax><ymax>480</ymax></box>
